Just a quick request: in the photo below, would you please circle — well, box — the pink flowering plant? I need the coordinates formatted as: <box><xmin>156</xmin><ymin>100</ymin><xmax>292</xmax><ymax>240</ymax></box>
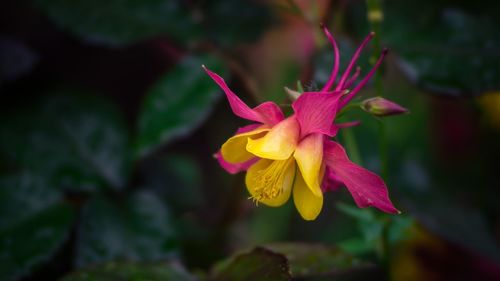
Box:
<box><xmin>204</xmin><ymin>25</ymin><xmax>406</xmax><ymax>220</ymax></box>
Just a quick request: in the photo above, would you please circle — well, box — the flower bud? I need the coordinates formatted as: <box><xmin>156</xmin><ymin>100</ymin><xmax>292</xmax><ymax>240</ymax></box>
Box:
<box><xmin>361</xmin><ymin>97</ymin><xmax>408</xmax><ymax>117</ymax></box>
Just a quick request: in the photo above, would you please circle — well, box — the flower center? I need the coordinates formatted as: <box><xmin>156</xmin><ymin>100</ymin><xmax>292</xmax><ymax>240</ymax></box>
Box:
<box><xmin>250</xmin><ymin>158</ymin><xmax>294</xmax><ymax>203</ymax></box>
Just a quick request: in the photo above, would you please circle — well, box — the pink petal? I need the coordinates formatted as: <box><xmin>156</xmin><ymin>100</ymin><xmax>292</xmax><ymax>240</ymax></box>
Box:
<box><xmin>203</xmin><ymin>66</ymin><xmax>284</xmax><ymax>125</ymax></box>
<box><xmin>292</xmin><ymin>91</ymin><xmax>343</xmax><ymax>138</ymax></box>
<box><xmin>214</xmin><ymin>151</ymin><xmax>258</xmax><ymax>174</ymax></box>
<box><xmin>323</xmin><ymin>140</ymin><xmax>399</xmax><ymax>214</ymax></box>
<box><xmin>321</xmin><ymin>167</ymin><xmax>344</xmax><ymax>192</ymax></box>
<box><xmin>253</xmin><ymin>101</ymin><xmax>285</xmax><ymax>125</ymax></box>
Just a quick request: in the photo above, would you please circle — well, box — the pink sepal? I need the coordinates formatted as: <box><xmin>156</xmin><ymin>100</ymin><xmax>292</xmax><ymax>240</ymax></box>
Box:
<box><xmin>324</xmin><ymin>140</ymin><xmax>399</xmax><ymax>214</ymax></box>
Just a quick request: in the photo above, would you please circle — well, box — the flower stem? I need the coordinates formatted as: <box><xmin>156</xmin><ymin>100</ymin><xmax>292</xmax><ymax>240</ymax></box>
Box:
<box><xmin>378</xmin><ymin>120</ymin><xmax>388</xmax><ymax>181</ymax></box>
<box><xmin>342</xmin><ymin>128</ymin><xmax>363</xmax><ymax>166</ymax></box>
<box><xmin>336</xmin><ymin>102</ymin><xmax>362</xmax><ymax>119</ymax></box>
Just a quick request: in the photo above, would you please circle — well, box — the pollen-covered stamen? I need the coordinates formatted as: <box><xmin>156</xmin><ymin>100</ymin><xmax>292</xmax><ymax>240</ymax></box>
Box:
<box><xmin>250</xmin><ymin>158</ymin><xmax>294</xmax><ymax>203</ymax></box>
<box><xmin>335</xmin><ymin>32</ymin><xmax>375</xmax><ymax>91</ymax></box>
<box><xmin>339</xmin><ymin>48</ymin><xmax>389</xmax><ymax>108</ymax></box>
<box><xmin>320</xmin><ymin>24</ymin><xmax>340</xmax><ymax>92</ymax></box>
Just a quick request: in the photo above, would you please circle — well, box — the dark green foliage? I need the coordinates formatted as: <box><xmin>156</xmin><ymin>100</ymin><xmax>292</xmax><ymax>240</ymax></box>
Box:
<box><xmin>0</xmin><ymin>93</ymin><xmax>131</xmax><ymax>192</ymax></box>
<box><xmin>212</xmin><ymin>243</ymin><xmax>371</xmax><ymax>280</ymax></box>
<box><xmin>34</xmin><ymin>0</ymin><xmax>274</xmax><ymax>48</ymax></box>
<box><xmin>75</xmin><ymin>192</ymin><xmax>179</xmax><ymax>267</ymax></box>
<box><xmin>136</xmin><ymin>54</ymin><xmax>225</xmax><ymax>157</ymax></box>
<box><xmin>60</xmin><ymin>261</ymin><xmax>196</xmax><ymax>281</ymax></box>
<box><xmin>34</xmin><ymin>0</ymin><xmax>199</xmax><ymax>47</ymax></box>
<box><xmin>264</xmin><ymin>242</ymin><xmax>371</xmax><ymax>278</ymax></box>
<box><xmin>382</xmin><ymin>0</ymin><xmax>500</xmax><ymax>96</ymax></box>
<box><xmin>0</xmin><ymin>165</ymin><xmax>72</xmax><ymax>281</ymax></box>
<box><xmin>211</xmin><ymin>247</ymin><xmax>291</xmax><ymax>281</ymax></box>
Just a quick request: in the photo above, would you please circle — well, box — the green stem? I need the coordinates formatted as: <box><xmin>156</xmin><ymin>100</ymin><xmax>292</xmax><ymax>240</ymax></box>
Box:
<box><xmin>366</xmin><ymin>0</ymin><xmax>384</xmax><ymax>96</ymax></box>
<box><xmin>367</xmin><ymin>0</ymin><xmax>391</xmax><ymax>273</ymax></box>
<box><xmin>378</xmin><ymin>120</ymin><xmax>388</xmax><ymax>181</ymax></box>
<box><xmin>336</xmin><ymin>102</ymin><xmax>362</xmax><ymax>119</ymax></box>
<box><xmin>342</xmin><ymin>128</ymin><xmax>362</xmax><ymax>166</ymax></box>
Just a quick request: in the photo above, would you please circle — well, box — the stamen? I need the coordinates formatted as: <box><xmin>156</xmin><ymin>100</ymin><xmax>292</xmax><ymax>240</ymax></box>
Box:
<box><xmin>339</xmin><ymin>48</ymin><xmax>389</xmax><ymax>108</ymax></box>
<box><xmin>335</xmin><ymin>32</ymin><xmax>375</xmax><ymax>91</ymax></box>
<box><xmin>320</xmin><ymin>24</ymin><xmax>340</xmax><ymax>92</ymax></box>
<box><xmin>250</xmin><ymin>158</ymin><xmax>293</xmax><ymax>203</ymax></box>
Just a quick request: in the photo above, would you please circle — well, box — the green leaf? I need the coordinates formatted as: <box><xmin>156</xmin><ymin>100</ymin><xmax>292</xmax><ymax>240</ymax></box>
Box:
<box><xmin>0</xmin><ymin>93</ymin><xmax>131</xmax><ymax>192</ymax></box>
<box><xmin>0</xmin><ymin>171</ymin><xmax>74</xmax><ymax>281</ymax></box>
<box><xmin>60</xmin><ymin>261</ymin><xmax>196</xmax><ymax>281</ymax></box>
<box><xmin>387</xmin><ymin>215</ymin><xmax>414</xmax><ymax>244</ymax></box>
<box><xmin>75</xmin><ymin>191</ymin><xmax>179</xmax><ymax>267</ymax></box>
<box><xmin>211</xmin><ymin>247</ymin><xmax>291</xmax><ymax>281</ymax></box>
<box><xmin>339</xmin><ymin>238</ymin><xmax>374</xmax><ymax>255</ymax></box>
<box><xmin>34</xmin><ymin>0</ymin><xmax>199</xmax><ymax>47</ymax></box>
<box><xmin>382</xmin><ymin>0</ymin><xmax>500</xmax><ymax>96</ymax></box>
<box><xmin>0</xmin><ymin>172</ymin><xmax>61</xmax><ymax>231</ymax></box>
<box><xmin>0</xmin><ymin>203</ymin><xmax>75</xmax><ymax>281</ymax></box>
<box><xmin>263</xmin><ymin>242</ymin><xmax>371</xmax><ymax>278</ymax></box>
<box><xmin>136</xmin><ymin>54</ymin><xmax>225</xmax><ymax>157</ymax></box>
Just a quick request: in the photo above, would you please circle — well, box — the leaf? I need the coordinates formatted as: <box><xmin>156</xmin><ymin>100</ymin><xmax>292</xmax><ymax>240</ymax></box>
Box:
<box><xmin>0</xmin><ymin>172</ymin><xmax>61</xmax><ymax>231</ymax></box>
<box><xmin>34</xmin><ymin>0</ymin><xmax>199</xmax><ymax>47</ymax></box>
<box><xmin>263</xmin><ymin>243</ymin><xmax>371</xmax><ymax>278</ymax></box>
<box><xmin>0</xmin><ymin>203</ymin><xmax>75</xmax><ymax>281</ymax></box>
<box><xmin>75</xmin><ymin>191</ymin><xmax>179</xmax><ymax>267</ymax></box>
<box><xmin>337</xmin><ymin>203</ymin><xmax>415</xmax><ymax>255</ymax></box>
<box><xmin>211</xmin><ymin>247</ymin><xmax>291</xmax><ymax>281</ymax></box>
<box><xmin>136</xmin><ymin>54</ymin><xmax>225</xmax><ymax>157</ymax></box>
<box><xmin>60</xmin><ymin>261</ymin><xmax>196</xmax><ymax>281</ymax></box>
<box><xmin>382</xmin><ymin>0</ymin><xmax>500</xmax><ymax>96</ymax></box>
<box><xmin>141</xmin><ymin>153</ymin><xmax>204</xmax><ymax>211</ymax></box>
<box><xmin>0</xmin><ymin>93</ymin><xmax>131</xmax><ymax>192</ymax></box>
<box><xmin>0</xmin><ymin>171</ymin><xmax>74</xmax><ymax>281</ymax></box>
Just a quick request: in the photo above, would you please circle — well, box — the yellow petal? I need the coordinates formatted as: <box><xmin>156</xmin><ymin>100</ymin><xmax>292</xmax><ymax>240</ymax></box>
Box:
<box><xmin>246</xmin><ymin>117</ymin><xmax>300</xmax><ymax>160</ymax></box>
<box><xmin>293</xmin><ymin>133</ymin><xmax>323</xmax><ymax>197</ymax></box>
<box><xmin>293</xmin><ymin>171</ymin><xmax>323</xmax><ymax>220</ymax></box>
<box><xmin>221</xmin><ymin>127</ymin><xmax>269</xmax><ymax>163</ymax></box>
<box><xmin>246</xmin><ymin>158</ymin><xmax>296</xmax><ymax>207</ymax></box>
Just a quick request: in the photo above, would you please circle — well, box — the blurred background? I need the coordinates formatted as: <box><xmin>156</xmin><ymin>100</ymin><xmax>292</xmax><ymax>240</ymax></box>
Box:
<box><xmin>1</xmin><ymin>0</ymin><xmax>499</xmax><ymax>280</ymax></box>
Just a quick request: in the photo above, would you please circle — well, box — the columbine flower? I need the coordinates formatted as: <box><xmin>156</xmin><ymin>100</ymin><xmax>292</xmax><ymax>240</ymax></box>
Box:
<box><xmin>204</xmin><ymin>25</ymin><xmax>400</xmax><ymax>220</ymax></box>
